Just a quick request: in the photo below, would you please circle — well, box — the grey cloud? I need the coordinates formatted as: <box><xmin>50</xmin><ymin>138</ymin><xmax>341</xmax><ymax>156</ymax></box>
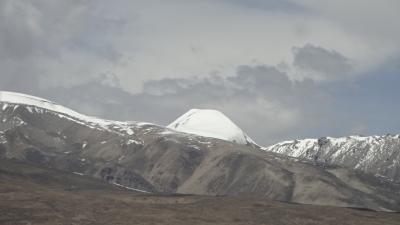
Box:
<box><xmin>223</xmin><ymin>0</ymin><xmax>308</xmax><ymax>12</ymax></box>
<box><xmin>142</xmin><ymin>77</ymin><xmax>203</xmax><ymax>96</ymax></box>
<box><xmin>293</xmin><ymin>44</ymin><xmax>353</xmax><ymax>79</ymax></box>
<box><xmin>0</xmin><ymin>64</ymin><xmax>41</xmax><ymax>93</ymax></box>
<box><xmin>34</xmin><ymin>64</ymin><xmax>332</xmax><ymax>145</ymax></box>
<box><xmin>97</xmin><ymin>72</ymin><xmax>123</xmax><ymax>88</ymax></box>
<box><xmin>0</xmin><ymin>0</ymin><xmax>125</xmax><ymax>91</ymax></box>
<box><xmin>3</xmin><ymin>57</ymin><xmax>400</xmax><ymax>146</ymax></box>
<box><xmin>231</xmin><ymin>65</ymin><xmax>292</xmax><ymax>96</ymax></box>
<box><xmin>0</xmin><ymin>0</ymin><xmax>87</xmax><ymax>60</ymax></box>
<box><xmin>0</xmin><ymin>1</ymin><xmax>41</xmax><ymax>60</ymax></box>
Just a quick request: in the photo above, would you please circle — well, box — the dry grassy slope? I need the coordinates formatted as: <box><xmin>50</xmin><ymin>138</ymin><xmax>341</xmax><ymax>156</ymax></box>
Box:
<box><xmin>0</xmin><ymin>103</ymin><xmax>400</xmax><ymax>211</ymax></box>
<box><xmin>1</xmin><ymin>158</ymin><xmax>400</xmax><ymax>225</ymax></box>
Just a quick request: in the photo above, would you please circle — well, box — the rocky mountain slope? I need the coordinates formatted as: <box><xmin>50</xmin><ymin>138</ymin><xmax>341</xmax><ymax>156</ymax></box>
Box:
<box><xmin>2</xmin><ymin>158</ymin><xmax>400</xmax><ymax>225</ymax></box>
<box><xmin>264</xmin><ymin>135</ymin><xmax>400</xmax><ymax>182</ymax></box>
<box><xmin>1</xmin><ymin>91</ymin><xmax>400</xmax><ymax>211</ymax></box>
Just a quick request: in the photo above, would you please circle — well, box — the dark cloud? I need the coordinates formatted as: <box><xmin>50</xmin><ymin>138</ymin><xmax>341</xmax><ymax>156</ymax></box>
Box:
<box><xmin>2</xmin><ymin>46</ymin><xmax>400</xmax><ymax>146</ymax></box>
<box><xmin>292</xmin><ymin>44</ymin><xmax>354</xmax><ymax>80</ymax></box>
<box><xmin>223</xmin><ymin>0</ymin><xmax>308</xmax><ymax>12</ymax></box>
<box><xmin>30</xmin><ymin>64</ymin><xmax>332</xmax><ymax>145</ymax></box>
<box><xmin>29</xmin><ymin>58</ymin><xmax>400</xmax><ymax>146</ymax></box>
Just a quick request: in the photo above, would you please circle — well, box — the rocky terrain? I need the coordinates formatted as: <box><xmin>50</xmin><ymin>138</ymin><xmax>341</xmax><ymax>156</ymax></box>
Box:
<box><xmin>264</xmin><ymin>135</ymin><xmax>400</xmax><ymax>182</ymax></box>
<box><xmin>0</xmin><ymin>91</ymin><xmax>400</xmax><ymax>212</ymax></box>
<box><xmin>1</xmin><ymin>158</ymin><xmax>400</xmax><ymax>225</ymax></box>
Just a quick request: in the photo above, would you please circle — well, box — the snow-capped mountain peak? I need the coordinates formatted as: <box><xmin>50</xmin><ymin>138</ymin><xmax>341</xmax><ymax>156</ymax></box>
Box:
<box><xmin>167</xmin><ymin>109</ymin><xmax>256</xmax><ymax>145</ymax></box>
<box><xmin>264</xmin><ymin>135</ymin><xmax>400</xmax><ymax>182</ymax></box>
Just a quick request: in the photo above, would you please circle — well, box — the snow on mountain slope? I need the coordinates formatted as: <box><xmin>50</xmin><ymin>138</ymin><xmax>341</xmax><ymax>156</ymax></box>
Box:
<box><xmin>0</xmin><ymin>91</ymin><xmax>93</xmax><ymax>121</ymax></box>
<box><xmin>0</xmin><ymin>91</ymin><xmax>141</xmax><ymax>135</ymax></box>
<box><xmin>168</xmin><ymin>109</ymin><xmax>257</xmax><ymax>145</ymax></box>
<box><xmin>264</xmin><ymin>135</ymin><xmax>400</xmax><ymax>182</ymax></box>
<box><xmin>0</xmin><ymin>92</ymin><xmax>257</xmax><ymax>146</ymax></box>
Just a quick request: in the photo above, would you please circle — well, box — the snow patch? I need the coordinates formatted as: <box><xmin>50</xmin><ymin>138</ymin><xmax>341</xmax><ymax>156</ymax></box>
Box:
<box><xmin>2</xmin><ymin>103</ymin><xmax>8</xmax><ymax>111</ymax></box>
<box><xmin>73</xmin><ymin>172</ymin><xmax>84</xmax><ymax>176</ymax></box>
<box><xmin>112</xmin><ymin>182</ymin><xmax>151</xmax><ymax>193</ymax></box>
<box><xmin>188</xmin><ymin>145</ymin><xmax>201</xmax><ymax>151</ymax></box>
<box><xmin>135</xmin><ymin>122</ymin><xmax>155</xmax><ymax>127</ymax></box>
<box><xmin>158</xmin><ymin>130</ymin><xmax>176</xmax><ymax>135</ymax></box>
<box><xmin>82</xmin><ymin>141</ymin><xmax>88</xmax><ymax>149</ymax></box>
<box><xmin>126</xmin><ymin>139</ymin><xmax>142</xmax><ymax>145</ymax></box>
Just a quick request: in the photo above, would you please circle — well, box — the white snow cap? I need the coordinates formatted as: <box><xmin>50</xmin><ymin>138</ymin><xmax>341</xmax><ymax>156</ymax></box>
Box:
<box><xmin>168</xmin><ymin>109</ymin><xmax>257</xmax><ymax>145</ymax></box>
<box><xmin>0</xmin><ymin>91</ymin><xmax>85</xmax><ymax>118</ymax></box>
<box><xmin>0</xmin><ymin>91</ymin><xmax>138</xmax><ymax>135</ymax></box>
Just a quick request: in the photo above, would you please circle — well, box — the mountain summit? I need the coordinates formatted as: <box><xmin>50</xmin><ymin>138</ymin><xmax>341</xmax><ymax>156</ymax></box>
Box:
<box><xmin>168</xmin><ymin>109</ymin><xmax>257</xmax><ymax>145</ymax></box>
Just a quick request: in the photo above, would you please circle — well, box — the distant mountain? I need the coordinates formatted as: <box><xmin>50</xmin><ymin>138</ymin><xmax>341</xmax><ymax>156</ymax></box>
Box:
<box><xmin>168</xmin><ymin>109</ymin><xmax>257</xmax><ymax>146</ymax></box>
<box><xmin>1</xmin><ymin>91</ymin><xmax>400</xmax><ymax>211</ymax></box>
<box><xmin>264</xmin><ymin>135</ymin><xmax>400</xmax><ymax>182</ymax></box>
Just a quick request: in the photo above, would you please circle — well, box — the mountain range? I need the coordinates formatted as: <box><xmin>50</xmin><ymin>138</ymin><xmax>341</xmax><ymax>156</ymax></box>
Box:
<box><xmin>264</xmin><ymin>135</ymin><xmax>400</xmax><ymax>183</ymax></box>
<box><xmin>0</xmin><ymin>91</ymin><xmax>400</xmax><ymax>212</ymax></box>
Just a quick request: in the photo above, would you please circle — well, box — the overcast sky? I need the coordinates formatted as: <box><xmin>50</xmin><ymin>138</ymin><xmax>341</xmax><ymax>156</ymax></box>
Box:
<box><xmin>1</xmin><ymin>0</ymin><xmax>400</xmax><ymax>145</ymax></box>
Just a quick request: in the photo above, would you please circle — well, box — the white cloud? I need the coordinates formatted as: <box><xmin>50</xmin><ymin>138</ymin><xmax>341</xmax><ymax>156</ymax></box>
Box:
<box><xmin>2</xmin><ymin>0</ymin><xmax>399</xmax><ymax>93</ymax></box>
<box><xmin>291</xmin><ymin>0</ymin><xmax>400</xmax><ymax>72</ymax></box>
<box><xmin>107</xmin><ymin>0</ymin><xmax>400</xmax><ymax>92</ymax></box>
